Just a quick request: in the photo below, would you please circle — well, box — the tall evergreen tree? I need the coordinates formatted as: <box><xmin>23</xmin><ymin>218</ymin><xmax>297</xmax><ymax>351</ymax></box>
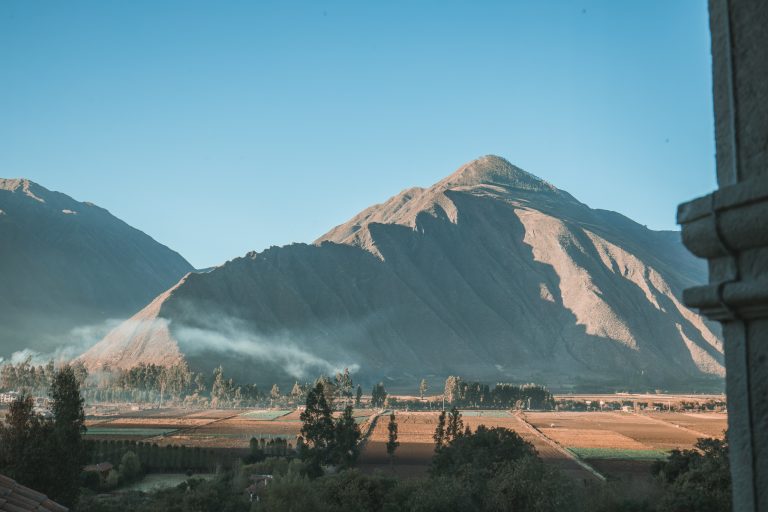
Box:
<box><xmin>333</xmin><ymin>406</ymin><xmax>361</xmax><ymax>468</ymax></box>
<box><xmin>48</xmin><ymin>365</ymin><xmax>87</xmax><ymax>506</ymax></box>
<box><xmin>371</xmin><ymin>382</ymin><xmax>387</xmax><ymax>408</ymax></box>
<box><xmin>434</xmin><ymin>410</ymin><xmax>447</xmax><ymax>451</ymax></box>
<box><xmin>0</xmin><ymin>395</ymin><xmax>54</xmax><ymax>493</ymax></box>
<box><xmin>355</xmin><ymin>385</ymin><xmax>363</xmax><ymax>407</ymax></box>
<box><xmin>386</xmin><ymin>413</ymin><xmax>399</xmax><ymax>465</ymax></box>
<box><xmin>446</xmin><ymin>406</ymin><xmax>464</xmax><ymax>444</ymax></box>
<box><xmin>300</xmin><ymin>382</ymin><xmax>335</xmax><ymax>473</ymax></box>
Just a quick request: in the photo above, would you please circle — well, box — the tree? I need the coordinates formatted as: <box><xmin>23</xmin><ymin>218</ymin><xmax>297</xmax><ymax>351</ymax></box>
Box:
<box><xmin>315</xmin><ymin>376</ymin><xmax>337</xmax><ymax>408</ymax></box>
<box><xmin>434</xmin><ymin>410</ymin><xmax>447</xmax><ymax>450</ymax></box>
<box><xmin>431</xmin><ymin>426</ymin><xmax>536</xmax><ymax>480</ymax></box>
<box><xmin>386</xmin><ymin>413</ymin><xmax>399</xmax><ymax>465</ymax></box>
<box><xmin>485</xmin><ymin>456</ymin><xmax>575</xmax><ymax>512</ymax></box>
<box><xmin>653</xmin><ymin>436</ymin><xmax>731</xmax><ymax>512</ymax></box>
<box><xmin>300</xmin><ymin>383</ymin><xmax>335</xmax><ymax>473</ymax></box>
<box><xmin>291</xmin><ymin>382</ymin><xmax>304</xmax><ymax>402</ymax></box>
<box><xmin>419</xmin><ymin>379</ymin><xmax>428</xmax><ymax>399</ymax></box>
<box><xmin>444</xmin><ymin>376</ymin><xmax>460</xmax><ymax>404</ymax></box>
<box><xmin>0</xmin><ymin>395</ymin><xmax>54</xmax><ymax>493</ymax></box>
<box><xmin>194</xmin><ymin>373</ymin><xmax>207</xmax><ymax>394</ymax></box>
<box><xmin>271</xmin><ymin>384</ymin><xmax>281</xmax><ymax>402</ymax></box>
<box><xmin>355</xmin><ymin>385</ymin><xmax>363</xmax><ymax>407</ymax></box>
<box><xmin>371</xmin><ymin>382</ymin><xmax>387</xmax><ymax>408</ymax></box>
<box><xmin>119</xmin><ymin>451</ymin><xmax>142</xmax><ymax>483</ymax></box>
<box><xmin>333</xmin><ymin>406</ymin><xmax>361</xmax><ymax>469</ymax></box>
<box><xmin>211</xmin><ymin>366</ymin><xmax>227</xmax><ymax>407</ymax></box>
<box><xmin>48</xmin><ymin>365</ymin><xmax>88</xmax><ymax>506</ymax></box>
<box><xmin>336</xmin><ymin>368</ymin><xmax>353</xmax><ymax>401</ymax></box>
<box><xmin>445</xmin><ymin>407</ymin><xmax>464</xmax><ymax>444</ymax></box>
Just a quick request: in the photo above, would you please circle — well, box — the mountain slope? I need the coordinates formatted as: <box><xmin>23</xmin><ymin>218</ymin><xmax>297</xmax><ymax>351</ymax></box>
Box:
<box><xmin>80</xmin><ymin>156</ymin><xmax>723</xmax><ymax>390</ymax></box>
<box><xmin>0</xmin><ymin>178</ymin><xmax>194</xmax><ymax>357</ymax></box>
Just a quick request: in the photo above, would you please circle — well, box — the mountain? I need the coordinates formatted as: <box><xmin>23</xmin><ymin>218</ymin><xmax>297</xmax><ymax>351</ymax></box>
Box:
<box><xmin>79</xmin><ymin>156</ymin><xmax>724</xmax><ymax>391</ymax></box>
<box><xmin>0</xmin><ymin>178</ymin><xmax>194</xmax><ymax>358</ymax></box>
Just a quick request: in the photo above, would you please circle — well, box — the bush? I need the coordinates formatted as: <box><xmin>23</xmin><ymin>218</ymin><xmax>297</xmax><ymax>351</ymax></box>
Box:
<box><xmin>653</xmin><ymin>437</ymin><xmax>731</xmax><ymax>512</ymax></box>
<box><xmin>485</xmin><ymin>456</ymin><xmax>575</xmax><ymax>512</ymax></box>
<box><xmin>119</xmin><ymin>451</ymin><xmax>142</xmax><ymax>483</ymax></box>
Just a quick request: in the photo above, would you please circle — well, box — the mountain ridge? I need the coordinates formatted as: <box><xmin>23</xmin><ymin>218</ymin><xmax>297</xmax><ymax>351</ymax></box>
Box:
<box><xmin>0</xmin><ymin>178</ymin><xmax>195</xmax><ymax>358</ymax></box>
<box><xmin>79</xmin><ymin>156</ymin><xmax>723</xmax><ymax>390</ymax></box>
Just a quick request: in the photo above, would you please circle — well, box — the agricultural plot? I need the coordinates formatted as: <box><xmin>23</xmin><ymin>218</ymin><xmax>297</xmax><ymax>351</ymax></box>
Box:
<box><xmin>526</xmin><ymin>412</ymin><xmax>701</xmax><ymax>451</ymax></box>
<box><xmin>85</xmin><ymin>427</ymin><xmax>178</xmax><ymax>438</ymax></box>
<box><xmin>459</xmin><ymin>410</ymin><xmax>515</xmax><ymax>418</ymax></box>
<box><xmin>359</xmin><ymin>411</ymin><xmax>597</xmax><ymax>481</ymax></box>
<box><xmin>91</xmin><ymin>417</ymin><xmax>215</xmax><ymax>428</ymax></box>
<box><xmin>359</xmin><ymin>412</ymin><xmax>436</xmax><ymax>478</ymax></box>
<box><xmin>239</xmin><ymin>409</ymin><xmax>292</xmax><ymax>420</ymax></box>
<box><xmin>462</xmin><ymin>413</ymin><xmax>599</xmax><ymax>482</ymax></box>
<box><xmin>520</xmin><ymin>411</ymin><xmax>725</xmax><ymax>481</ymax></box>
<box><xmin>567</xmin><ymin>448</ymin><xmax>668</xmax><ymax>460</ymax></box>
<box><xmin>645</xmin><ymin>412</ymin><xmax>727</xmax><ymax>438</ymax></box>
<box><xmin>277</xmin><ymin>408</ymin><xmax>373</xmax><ymax>423</ymax></box>
<box><xmin>159</xmin><ymin>416</ymin><xmax>303</xmax><ymax>449</ymax></box>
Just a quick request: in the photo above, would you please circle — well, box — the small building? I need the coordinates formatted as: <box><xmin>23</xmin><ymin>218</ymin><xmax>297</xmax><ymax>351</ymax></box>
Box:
<box><xmin>83</xmin><ymin>462</ymin><xmax>113</xmax><ymax>477</ymax></box>
<box><xmin>0</xmin><ymin>391</ymin><xmax>20</xmax><ymax>404</ymax></box>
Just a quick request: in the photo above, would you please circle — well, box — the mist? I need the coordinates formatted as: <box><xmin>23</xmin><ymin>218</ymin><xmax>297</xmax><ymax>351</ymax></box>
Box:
<box><xmin>175</xmin><ymin>320</ymin><xmax>360</xmax><ymax>380</ymax></box>
<box><xmin>1</xmin><ymin>318</ymin><xmax>126</xmax><ymax>367</ymax></box>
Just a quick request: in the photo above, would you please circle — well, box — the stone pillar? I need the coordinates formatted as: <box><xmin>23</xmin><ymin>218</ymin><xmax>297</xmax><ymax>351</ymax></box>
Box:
<box><xmin>677</xmin><ymin>1</ymin><xmax>768</xmax><ymax>510</ymax></box>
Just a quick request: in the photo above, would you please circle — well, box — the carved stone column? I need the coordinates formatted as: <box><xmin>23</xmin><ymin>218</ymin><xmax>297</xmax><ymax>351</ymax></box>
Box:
<box><xmin>677</xmin><ymin>0</ymin><xmax>768</xmax><ymax>510</ymax></box>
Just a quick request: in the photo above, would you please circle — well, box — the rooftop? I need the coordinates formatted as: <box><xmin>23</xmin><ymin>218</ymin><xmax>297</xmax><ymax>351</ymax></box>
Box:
<box><xmin>0</xmin><ymin>474</ymin><xmax>68</xmax><ymax>512</ymax></box>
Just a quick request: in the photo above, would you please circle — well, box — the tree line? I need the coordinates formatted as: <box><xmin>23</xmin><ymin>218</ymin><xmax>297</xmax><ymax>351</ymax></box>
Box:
<box><xmin>442</xmin><ymin>376</ymin><xmax>555</xmax><ymax>409</ymax></box>
<box><xmin>0</xmin><ymin>365</ymin><xmax>86</xmax><ymax>507</ymax></box>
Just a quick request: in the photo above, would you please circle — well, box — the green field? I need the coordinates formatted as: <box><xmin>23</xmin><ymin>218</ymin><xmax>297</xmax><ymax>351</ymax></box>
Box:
<box><xmin>85</xmin><ymin>428</ymin><xmax>178</xmax><ymax>437</ymax></box>
<box><xmin>185</xmin><ymin>433</ymin><xmax>290</xmax><ymax>440</ymax></box>
<box><xmin>459</xmin><ymin>410</ymin><xmax>514</xmax><ymax>418</ymax></box>
<box><xmin>239</xmin><ymin>410</ymin><xmax>292</xmax><ymax>420</ymax></box>
<box><xmin>567</xmin><ymin>447</ymin><xmax>669</xmax><ymax>460</ymax></box>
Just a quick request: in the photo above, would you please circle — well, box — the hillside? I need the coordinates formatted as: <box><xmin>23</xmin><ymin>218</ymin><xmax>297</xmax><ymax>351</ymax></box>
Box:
<box><xmin>79</xmin><ymin>156</ymin><xmax>723</xmax><ymax>390</ymax></box>
<box><xmin>0</xmin><ymin>179</ymin><xmax>194</xmax><ymax>358</ymax></box>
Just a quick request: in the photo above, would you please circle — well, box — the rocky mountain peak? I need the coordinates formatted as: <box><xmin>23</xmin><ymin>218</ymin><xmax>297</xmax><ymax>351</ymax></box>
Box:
<box><xmin>440</xmin><ymin>155</ymin><xmax>557</xmax><ymax>193</ymax></box>
<box><xmin>0</xmin><ymin>178</ymin><xmax>46</xmax><ymax>203</ymax></box>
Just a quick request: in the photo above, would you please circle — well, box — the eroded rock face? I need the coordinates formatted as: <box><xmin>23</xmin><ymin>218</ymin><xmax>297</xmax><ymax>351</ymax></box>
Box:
<box><xmin>81</xmin><ymin>156</ymin><xmax>723</xmax><ymax>390</ymax></box>
<box><xmin>0</xmin><ymin>179</ymin><xmax>194</xmax><ymax>356</ymax></box>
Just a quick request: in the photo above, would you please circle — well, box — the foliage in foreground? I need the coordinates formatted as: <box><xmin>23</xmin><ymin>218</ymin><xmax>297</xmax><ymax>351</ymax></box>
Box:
<box><xmin>0</xmin><ymin>365</ymin><xmax>87</xmax><ymax>507</ymax></box>
<box><xmin>652</xmin><ymin>436</ymin><xmax>731</xmax><ymax>512</ymax></box>
<box><xmin>74</xmin><ymin>432</ymin><xmax>733</xmax><ymax>512</ymax></box>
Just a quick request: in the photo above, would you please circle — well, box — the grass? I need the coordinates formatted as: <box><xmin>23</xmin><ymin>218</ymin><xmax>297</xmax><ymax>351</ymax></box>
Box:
<box><xmin>85</xmin><ymin>428</ymin><xmax>177</xmax><ymax>437</ymax></box>
<box><xmin>567</xmin><ymin>447</ymin><xmax>669</xmax><ymax>460</ymax></box>
<box><xmin>459</xmin><ymin>410</ymin><xmax>514</xmax><ymax>418</ymax></box>
<box><xmin>239</xmin><ymin>410</ymin><xmax>293</xmax><ymax>420</ymax></box>
<box><xmin>122</xmin><ymin>473</ymin><xmax>214</xmax><ymax>492</ymax></box>
<box><xmin>185</xmin><ymin>433</ymin><xmax>291</xmax><ymax>439</ymax></box>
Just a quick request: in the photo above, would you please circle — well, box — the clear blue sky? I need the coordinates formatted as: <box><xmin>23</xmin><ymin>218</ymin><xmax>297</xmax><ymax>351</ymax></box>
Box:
<box><xmin>0</xmin><ymin>1</ymin><xmax>716</xmax><ymax>269</ymax></box>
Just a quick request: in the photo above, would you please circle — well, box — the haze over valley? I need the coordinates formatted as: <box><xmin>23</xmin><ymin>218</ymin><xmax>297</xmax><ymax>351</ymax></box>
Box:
<box><xmin>0</xmin><ymin>156</ymin><xmax>722</xmax><ymax>391</ymax></box>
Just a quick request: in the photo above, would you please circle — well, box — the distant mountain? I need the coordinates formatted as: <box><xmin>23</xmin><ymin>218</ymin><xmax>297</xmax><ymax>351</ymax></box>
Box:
<box><xmin>0</xmin><ymin>178</ymin><xmax>194</xmax><ymax>358</ymax></box>
<box><xmin>80</xmin><ymin>156</ymin><xmax>723</xmax><ymax>391</ymax></box>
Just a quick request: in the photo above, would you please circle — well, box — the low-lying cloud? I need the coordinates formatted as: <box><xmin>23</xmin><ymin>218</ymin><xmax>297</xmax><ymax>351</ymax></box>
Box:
<box><xmin>2</xmin><ymin>318</ymin><xmax>126</xmax><ymax>366</ymax></box>
<box><xmin>175</xmin><ymin>321</ymin><xmax>360</xmax><ymax>380</ymax></box>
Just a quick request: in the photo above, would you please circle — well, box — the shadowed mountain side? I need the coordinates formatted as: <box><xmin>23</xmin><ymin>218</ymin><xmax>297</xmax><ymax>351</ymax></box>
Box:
<box><xmin>80</xmin><ymin>156</ymin><xmax>723</xmax><ymax>390</ymax></box>
<box><xmin>0</xmin><ymin>179</ymin><xmax>194</xmax><ymax>356</ymax></box>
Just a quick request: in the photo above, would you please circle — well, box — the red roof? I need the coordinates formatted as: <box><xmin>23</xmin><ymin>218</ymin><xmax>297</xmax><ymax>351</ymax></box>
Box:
<box><xmin>0</xmin><ymin>474</ymin><xmax>68</xmax><ymax>512</ymax></box>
